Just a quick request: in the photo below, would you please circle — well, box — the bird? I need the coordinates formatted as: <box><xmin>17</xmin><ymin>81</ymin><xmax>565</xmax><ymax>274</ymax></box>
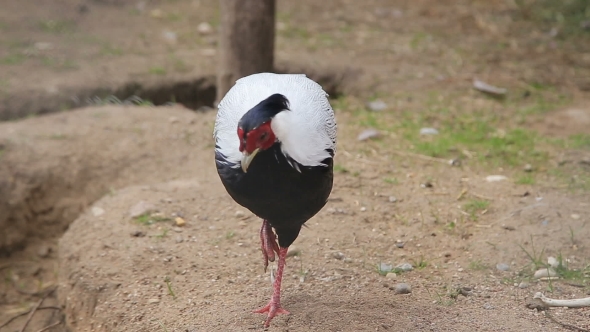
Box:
<box><xmin>213</xmin><ymin>73</ymin><xmax>337</xmax><ymax>327</ymax></box>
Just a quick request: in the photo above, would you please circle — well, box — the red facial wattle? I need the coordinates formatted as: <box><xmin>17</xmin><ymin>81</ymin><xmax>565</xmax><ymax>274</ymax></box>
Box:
<box><xmin>238</xmin><ymin>122</ymin><xmax>276</xmax><ymax>154</ymax></box>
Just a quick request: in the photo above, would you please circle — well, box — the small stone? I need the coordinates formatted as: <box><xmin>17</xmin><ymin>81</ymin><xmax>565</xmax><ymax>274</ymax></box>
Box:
<box><xmin>332</xmin><ymin>252</ymin><xmax>345</xmax><ymax>260</ymax></box>
<box><xmin>234</xmin><ymin>210</ymin><xmax>246</xmax><ymax>218</ymax></box>
<box><xmin>524</xmin><ymin>164</ymin><xmax>533</xmax><ymax>172</ymax></box>
<box><xmin>486</xmin><ymin>175</ymin><xmax>508</xmax><ymax>182</ymax></box>
<box><xmin>473</xmin><ymin>79</ymin><xmax>507</xmax><ymax>96</ymax></box>
<box><xmin>147</xmin><ymin>298</ymin><xmax>160</xmax><ymax>304</ymax></box>
<box><xmin>388</xmin><ymin>196</ymin><xmax>398</xmax><ymax>203</ymax></box>
<box><xmin>457</xmin><ymin>268</ymin><xmax>464</xmax><ymax>272</ymax></box>
<box><xmin>533</xmin><ymin>268</ymin><xmax>558</xmax><ymax>279</ymax></box>
<box><xmin>419</xmin><ymin>127</ymin><xmax>439</xmax><ymax>135</ymax></box>
<box><xmin>367</xmin><ymin>99</ymin><xmax>387</xmax><ymax>112</ymax></box>
<box><xmin>571</xmin><ymin>214</ymin><xmax>581</xmax><ymax>220</ymax></box>
<box><xmin>449</xmin><ymin>158</ymin><xmax>461</xmax><ymax>166</ymax></box>
<box><xmin>518</xmin><ymin>282</ymin><xmax>530</xmax><ymax>289</ymax></box>
<box><xmin>385</xmin><ymin>272</ymin><xmax>397</xmax><ymax>279</ymax></box>
<box><xmin>360</xmin><ymin>207</ymin><xmax>367</xmax><ymax>212</ymax></box>
<box><xmin>379</xmin><ymin>263</ymin><xmax>393</xmax><ymax>273</ymax></box>
<box><xmin>175</xmin><ymin>235</ymin><xmax>184</xmax><ymax>243</ymax></box>
<box><xmin>496</xmin><ymin>263</ymin><xmax>510</xmax><ymax>271</ymax></box>
<box><xmin>175</xmin><ymin>217</ymin><xmax>186</xmax><ymax>226</ymax></box>
<box><xmin>357</xmin><ymin>128</ymin><xmax>380</xmax><ymax>141</ymax></box>
<box><xmin>172</xmin><ymin>226</ymin><xmax>183</xmax><ymax>233</ymax></box>
<box><xmin>396</xmin><ymin>262</ymin><xmax>413</xmax><ymax>272</ymax></box>
<box><xmin>129</xmin><ymin>201</ymin><xmax>156</xmax><ymax>218</ymax></box>
<box><xmin>131</xmin><ymin>231</ymin><xmax>146</xmax><ymax>237</ymax></box>
<box><xmin>37</xmin><ymin>245</ymin><xmax>51</xmax><ymax>258</ymax></box>
<box><xmin>483</xmin><ymin>303</ymin><xmax>494</xmax><ymax>310</ymax></box>
<box><xmin>395</xmin><ymin>242</ymin><xmax>404</xmax><ymax>249</ymax></box>
<box><xmin>91</xmin><ymin>206</ymin><xmax>105</xmax><ymax>217</ymax></box>
<box><xmin>169</xmin><ymin>116</ymin><xmax>179</xmax><ymax>123</ymax></box>
<box><xmin>197</xmin><ymin>22</ymin><xmax>213</xmax><ymax>35</ymax></box>
<box><xmin>394</xmin><ymin>283</ymin><xmax>411</xmax><ymax>294</ymax></box>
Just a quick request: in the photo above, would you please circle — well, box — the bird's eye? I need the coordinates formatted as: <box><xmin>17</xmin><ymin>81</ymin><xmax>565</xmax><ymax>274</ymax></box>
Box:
<box><xmin>260</xmin><ymin>132</ymin><xmax>268</xmax><ymax>141</ymax></box>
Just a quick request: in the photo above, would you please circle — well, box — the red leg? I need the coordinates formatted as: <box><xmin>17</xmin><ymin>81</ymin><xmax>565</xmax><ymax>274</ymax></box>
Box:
<box><xmin>259</xmin><ymin>220</ymin><xmax>279</xmax><ymax>272</ymax></box>
<box><xmin>254</xmin><ymin>247</ymin><xmax>290</xmax><ymax>327</ymax></box>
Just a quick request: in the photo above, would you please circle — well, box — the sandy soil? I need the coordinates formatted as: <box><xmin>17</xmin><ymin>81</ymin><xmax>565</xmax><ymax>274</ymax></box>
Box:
<box><xmin>1</xmin><ymin>0</ymin><xmax>589</xmax><ymax>331</ymax></box>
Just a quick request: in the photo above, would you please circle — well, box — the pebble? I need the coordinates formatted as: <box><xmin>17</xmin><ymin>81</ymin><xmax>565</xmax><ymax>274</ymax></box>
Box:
<box><xmin>37</xmin><ymin>245</ymin><xmax>51</xmax><ymax>258</ymax></box>
<box><xmin>131</xmin><ymin>231</ymin><xmax>146</xmax><ymax>237</ymax></box>
<box><xmin>175</xmin><ymin>235</ymin><xmax>184</xmax><ymax>243</ymax></box>
<box><xmin>419</xmin><ymin>127</ymin><xmax>439</xmax><ymax>135</ymax></box>
<box><xmin>360</xmin><ymin>207</ymin><xmax>367</xmax><ymax>212</ymax></box>
<box><xmin>379</xmin><ymin>263</ymin><xmax>393</xmax><ymax>273</ymax></box>
<box><xmin>129</xmin><ymin>201</ymin><xmax>156</xmax><ymax>218</ymax></box>
<box><xmin>547</xmin><ymin>256</ymin><xmax>559</xmax><ymax>268</ymax></box>
<box><xmin>91</xmin><ymin>206</ymin><xmax>105</xmax><ymax>217</ymax></box>
<box><xmin>172</xmin><ymin>227</ymin><xmax>183</xmax><ymax>233</ymax></box>
<box><xmin>533</xmin><ymin>268</ymin><xmax>558</xmax><ymax>279</ymax></box>
<box><xmin>234</xmin><ymin>210</ymin><xmax>246</xmax><ymax>218</ymax></box>
<box><xmin>147</xmin><ymin>298</ymin><xmax>160</xmax><ymax>304</ymax></box>
<box><xmin>496</xmin><ymin>263</ymin><xmax>510</xmax><ymax>271</ymax></box>
<box><xmin>395</xmin><ymin>242</ymin><xmax>404</xmax><ymax>249</ymax></box>
<box><xmin>367</xmin><ymin>99</ymin><xmax>387</xmax><ymax>112</ymax></box>
<box><xmin>197</xmin><ymin>22</ymin><xmax>213</xmax><ymax>35</ymax></box>
<box><xmin>175</xmin><ymin>217</ymin><xmax>186</xmax><ymax>226</ymax></box>
<box><xmin>518</xmin><ymin>282</ymin><xmax>530</xmax><ymax>289</ymax></box>
<box><xmin>386</xmin><ymin>272</ymin><xmax>397</xmax><ymax>279</ymax></box>
<box><xmin>524</xmin><ymin>164</ymin><xmax>533</xmax><ymax>172</ymax></box>
<box><xmin>388</xmin><ymin>196</ymin><xmax>397</xmax><ymax>203</ymax></box>
<box><xmin>483</xmin><ymin>303</ymin><xmax>494</xmax><ymax>310</ymax></box>
<box><xmin>332</xmin><ymin>252</ymin><xmax>345</xmax><ymax>260</ymax></box>
<box><xmin>357</xmin><ymin>128</ymin><xmax>380</xmax><ymax>141</ymax></box>
<box><xmin>571</xmin><ymin>214</ymin><xmax>580</xmax><ymax>220</ymax></box>
<box><xmin>396</xmin><ymin>262</ymin><xmax>413</xmax><ymax>272</ymax></box>
<box><xmin>486</xmin><ymin>175</ymin><xmax>508</xmax><ymax>182</ymax></box>
<box><xmin>449</xmin><ymin>158</ymin><xmax>461</xmax><ymax>166</ymax></box>
<box><xmin>394</xmin><ymin>283</ymin><xmax>411</xmax><ymax>294</ymax></box>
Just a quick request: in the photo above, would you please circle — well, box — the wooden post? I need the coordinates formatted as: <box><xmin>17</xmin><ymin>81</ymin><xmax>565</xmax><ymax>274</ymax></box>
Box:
<box><xmin>217</xmin><ymin>0</ymin><xmax>276</xmax><ymax>103</ymax></box>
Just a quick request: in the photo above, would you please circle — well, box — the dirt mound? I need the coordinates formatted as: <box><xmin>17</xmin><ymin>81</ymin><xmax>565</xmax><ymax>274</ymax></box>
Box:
<box><xmin>0</xmin><ymin>104</ymin><xmax>213</xmax><ymax>253</ymax></box>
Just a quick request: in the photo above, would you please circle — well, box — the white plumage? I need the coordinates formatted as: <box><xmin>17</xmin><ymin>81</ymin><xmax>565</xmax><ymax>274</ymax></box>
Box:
<box><xmin>214</xmin><ymin>73</ymin><xmax>337</xmax><ymax>169</ymax></box>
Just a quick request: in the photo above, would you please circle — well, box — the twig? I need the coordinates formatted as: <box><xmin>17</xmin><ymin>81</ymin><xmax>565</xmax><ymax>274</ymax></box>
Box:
<box><xmin>391</xmin><ymin>150</ymin><xmax>448</xmax><ymax>164</ymax></box>
<box><xmin>533</xmin><ymin>292</ymin><xmax>590</xmax><ymax>308</ymax></box>
<box><xmin>0</xmin><ymin>307</ymin><xmax>62</xmax><ymax>329</ymax></box>
<box><xmin>35</xmin><ymin>319</ymin><xmax>62</xmax><ymax>332</ymax></box>
<box><xmin>19</xmin><ymin>287</ymin><xmax>56</xmax><ymax>332</ymax></box>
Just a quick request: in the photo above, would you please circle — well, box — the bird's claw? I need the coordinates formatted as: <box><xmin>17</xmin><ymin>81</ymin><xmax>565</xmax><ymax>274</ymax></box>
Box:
<box><xmin>254</xmin><ymin>302</ymin><xmax>290</xmax><ymax>328</ymax></box>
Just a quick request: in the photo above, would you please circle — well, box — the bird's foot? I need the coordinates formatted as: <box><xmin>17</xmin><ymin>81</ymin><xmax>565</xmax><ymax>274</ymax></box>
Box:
<box><xmin>260</xmin><ymin>220</ymin><xmax>279</xmax><ymax>272</ymax></box>
<box><xmin>254</xmin><ymin>301</ymin><xmax>290</xmax><ymax>328</ymax></box>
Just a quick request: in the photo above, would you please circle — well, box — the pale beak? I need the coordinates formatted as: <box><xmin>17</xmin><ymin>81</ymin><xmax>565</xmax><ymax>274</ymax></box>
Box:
<box><xmin>241</xmin><ymin>148</ymin><xmax>260</xmax><ymax>173</ymax></box>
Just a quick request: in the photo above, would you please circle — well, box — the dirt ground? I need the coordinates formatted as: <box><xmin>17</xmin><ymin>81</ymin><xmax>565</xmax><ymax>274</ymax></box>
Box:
<box><xmin>1</xmin><ymin>0</ymin><xmax>590</xmax><ymax>331</ymax></box>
